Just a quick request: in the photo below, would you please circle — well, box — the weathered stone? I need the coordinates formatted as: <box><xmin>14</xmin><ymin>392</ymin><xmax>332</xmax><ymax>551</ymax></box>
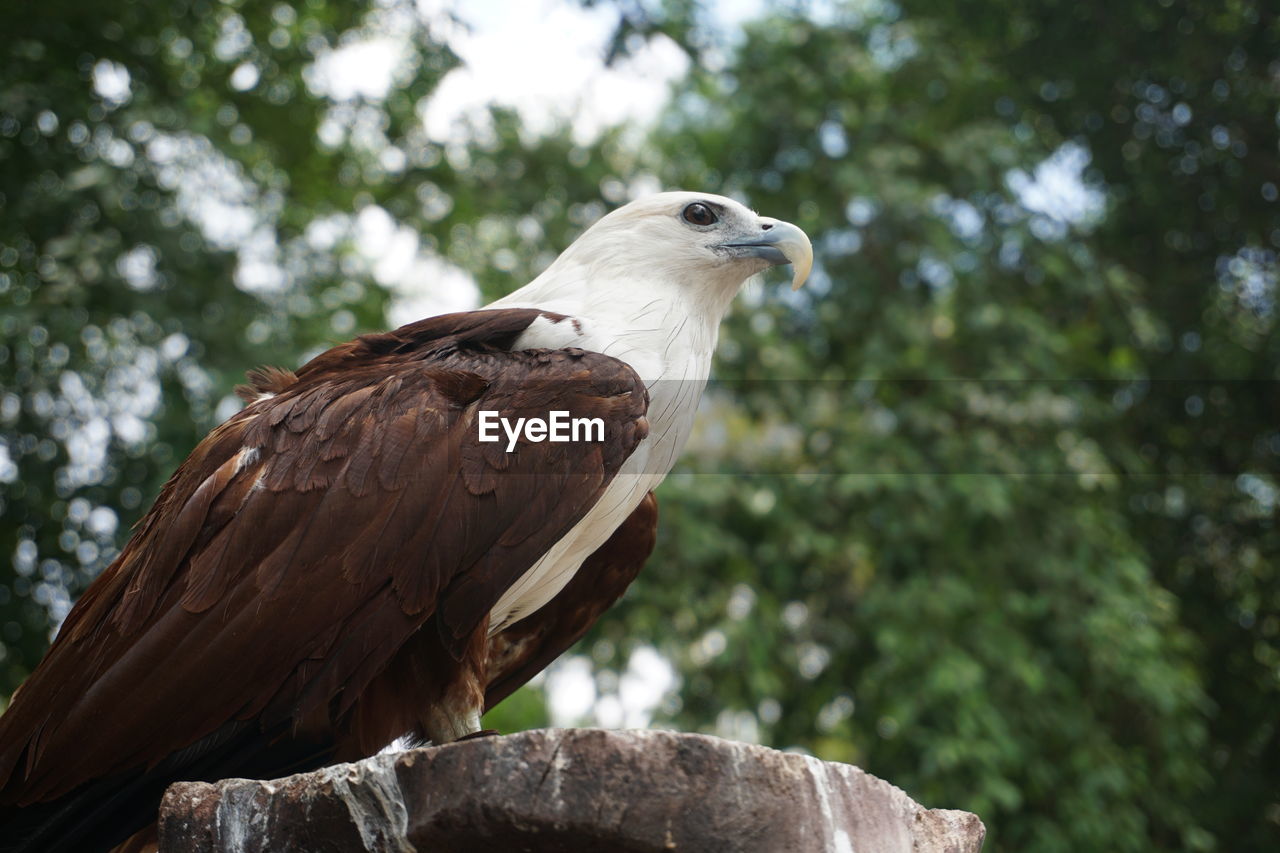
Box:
<box><xmin>158</xmin><ymin>728</ymin><xmax>984</xmax><ymax>852</ymax></box>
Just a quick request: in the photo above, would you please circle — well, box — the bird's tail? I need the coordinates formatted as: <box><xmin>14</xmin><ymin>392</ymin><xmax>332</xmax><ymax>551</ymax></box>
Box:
<box><xmin>0</xmin><ymin>770</ymin><xmax>168</xmax><ymax>853</ymax></box>
<box><xmin>0</xmin><ymin>723</ymin><xmax>334</xmax><ymax>853</ymax></box>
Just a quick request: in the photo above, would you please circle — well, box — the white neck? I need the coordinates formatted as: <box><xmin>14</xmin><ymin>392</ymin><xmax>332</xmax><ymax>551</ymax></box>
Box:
<box><xmin>479</xmin><ymin>228</ymin><xmax>755</xmax><ymax>634</ymax></box>
<box><xmin>490</xmin><ymin>255</ymin><xmax>747</xmax><ymax>378</ymax></box>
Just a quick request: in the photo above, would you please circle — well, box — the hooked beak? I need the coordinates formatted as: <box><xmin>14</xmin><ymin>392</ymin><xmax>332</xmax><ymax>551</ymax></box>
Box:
<box><xmin>721</xmin><ymin>218</ymin><xmax>814</xmax><ymax>290</ymax></box>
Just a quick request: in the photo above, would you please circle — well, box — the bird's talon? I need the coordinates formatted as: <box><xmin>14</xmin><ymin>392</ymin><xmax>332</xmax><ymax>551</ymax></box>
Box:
<box><xmin>457</xmin><ymin>728</ymin><xmax>502</xmax><ymax>742</ymax></box>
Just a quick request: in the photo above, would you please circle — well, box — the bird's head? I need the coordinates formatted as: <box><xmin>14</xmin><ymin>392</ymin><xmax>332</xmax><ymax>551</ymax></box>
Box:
<box><xmin>558</xmin><ymin>191</ymin><xmax>813</xmax><ymax>299</ymax></box>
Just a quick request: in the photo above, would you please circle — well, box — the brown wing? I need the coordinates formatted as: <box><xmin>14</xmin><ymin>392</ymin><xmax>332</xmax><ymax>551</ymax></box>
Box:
<box><xmin>484</xmin><ymin>491</ymin><xmax>658</xmax><ymax>711</ymax></box>
<box><xmin>0</xmin><ymin>309</ymin><xmax>649</xmax><ymax>805</ymax></box>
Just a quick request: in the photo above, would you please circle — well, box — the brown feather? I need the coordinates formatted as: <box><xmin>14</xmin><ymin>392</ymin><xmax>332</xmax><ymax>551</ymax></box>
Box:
<box><xmin>0</xmin><ymin>309</ymin><xmax>650</xmax><ymax>816</ymax></box>
<box><xmin>234</xmin><ymin>365</ymin><xmax>298</xmax><ymax>402</ymax></box>
<box><xmin>484</xmin><ymin>491</ymin><xmax>658</xmax><ymax>710</ymax></box>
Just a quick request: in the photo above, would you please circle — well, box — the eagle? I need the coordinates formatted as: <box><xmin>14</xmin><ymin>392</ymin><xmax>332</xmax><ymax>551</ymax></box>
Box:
<box><xmin>0</xmin><ymin>191</ymin><xmax>812</xmax><ymax>852</ymax></box>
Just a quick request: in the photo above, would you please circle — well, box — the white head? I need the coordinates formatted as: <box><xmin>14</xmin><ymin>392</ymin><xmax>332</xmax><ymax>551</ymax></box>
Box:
<box><xmin>517</xmin><ymin>191</ymin><xmax>813</xmax><ymax>318</ymax></box>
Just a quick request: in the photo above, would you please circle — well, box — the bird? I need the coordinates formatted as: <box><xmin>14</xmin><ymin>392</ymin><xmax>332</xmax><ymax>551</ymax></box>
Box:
<box><xmin>0</xmin><ymin>191</ymin><xmax>812</xmax><ymax>852</ymax></box>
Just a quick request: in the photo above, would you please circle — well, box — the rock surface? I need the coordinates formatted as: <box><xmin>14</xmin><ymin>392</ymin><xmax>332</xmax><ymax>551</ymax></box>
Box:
<box><xmin>158</xmin><ymin>728</ymin><xmax>985</xmax><ymax>852</ymax></box>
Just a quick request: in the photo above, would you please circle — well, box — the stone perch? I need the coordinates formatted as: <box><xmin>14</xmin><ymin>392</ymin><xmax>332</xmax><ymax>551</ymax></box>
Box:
<box><xmin>157</xmin><ymin>728</ymin><xmax>985</xmax><ymax>852</ymax></box>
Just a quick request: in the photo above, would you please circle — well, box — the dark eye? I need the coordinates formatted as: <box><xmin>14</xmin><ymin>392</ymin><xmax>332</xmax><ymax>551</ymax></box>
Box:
<box><xmin>682</xmin><ymin>202</ymin><xmax>718</xmax><ymax>226</ymax></box>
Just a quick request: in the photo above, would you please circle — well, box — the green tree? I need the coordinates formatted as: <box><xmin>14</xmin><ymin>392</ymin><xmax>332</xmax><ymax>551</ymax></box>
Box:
<box><xmin>3</xmin><ymin>1</ymin><xmax>1277</xmax><ymax>852</ymax></box>
<box><xmin>592</xmin><ymin>2</ymin><xmax>1274</xmax><ymax>850</ymax></box>
<box><xmin>2</xmin><ymin>0</ymin><xmax>411</xmax><ymax>690</ymax></box>
<box><xmin>900</xmin><ymin>2</ymin><xmax>1280</xmax><ymax>844</ymax></box>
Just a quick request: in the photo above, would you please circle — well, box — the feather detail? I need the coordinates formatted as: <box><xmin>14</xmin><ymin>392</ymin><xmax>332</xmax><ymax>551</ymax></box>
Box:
<box><xmin>235</xmin><ymin>365</ymin><xmax>298</xmax><ymax>402</ymax></box>
<box><xmin>0</xmin><ymin>308</ymin><xmax>648</xmax><ymax>819</ymax></box>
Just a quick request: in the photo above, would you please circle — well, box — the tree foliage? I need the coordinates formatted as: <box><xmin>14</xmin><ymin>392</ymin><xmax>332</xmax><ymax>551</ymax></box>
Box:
<box><xmin>1</xmin><ymin>1</ymin><xmax>1276</xmax><ymax>851</ymax></box>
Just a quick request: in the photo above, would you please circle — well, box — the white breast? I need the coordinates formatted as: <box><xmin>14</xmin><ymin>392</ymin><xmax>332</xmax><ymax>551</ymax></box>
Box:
<box><xmin>484</xmin><ymin>304</ymin><xmax>715</xmax><ymax>633</ymax></box>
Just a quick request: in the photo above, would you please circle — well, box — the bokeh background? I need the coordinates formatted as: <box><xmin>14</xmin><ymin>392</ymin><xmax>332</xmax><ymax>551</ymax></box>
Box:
<box><xmin>2</xmin><ymin>0</ymin><xmax>1277</xmax><ymax>849</ymax></box>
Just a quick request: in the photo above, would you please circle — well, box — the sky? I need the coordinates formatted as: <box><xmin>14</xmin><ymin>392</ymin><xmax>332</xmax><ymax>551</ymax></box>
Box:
<box><xmin>307</xmin><ymin>0</ymin><xmax>772</xmax><ymax>329</ymax></box>
<box><xmin>423</xmin><ymin>0</ymin><xmax>692</xmax><ymax>144</ymax></box>
<box><xmin>307</xmin><ymin>0</ymin><xmax>1097</xmax><ymax>332</ymax></box>
<box><xmin>311</xmin><ymin>0</ymin><xmax>776</xmax><ymax>143</ymax></box>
